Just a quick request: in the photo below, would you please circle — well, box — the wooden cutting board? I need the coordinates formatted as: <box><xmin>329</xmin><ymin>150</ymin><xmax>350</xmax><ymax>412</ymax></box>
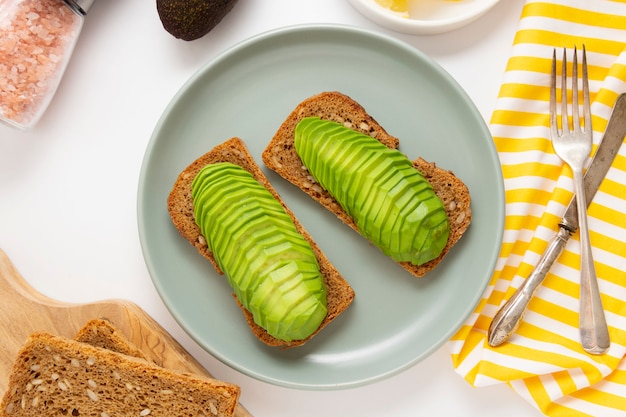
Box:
<box><xmin>0</xmin><ymin>249</ymin><xmax>252</xmax><ymax>417</ymax></box>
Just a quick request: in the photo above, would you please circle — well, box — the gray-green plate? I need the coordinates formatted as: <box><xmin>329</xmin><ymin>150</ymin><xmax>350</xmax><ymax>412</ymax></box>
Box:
<box><xmin>138</xmin><ymin>24</ymin><xmax>504</xmax><ymax>390</ymax></box>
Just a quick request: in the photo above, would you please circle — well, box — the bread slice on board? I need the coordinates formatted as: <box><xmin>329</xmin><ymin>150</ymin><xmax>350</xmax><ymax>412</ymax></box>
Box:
<box><xmin>167</xmin><ymin>137</ymin><xmax>355</xmax><ymax>348</ymax></box>
<box><xmin>74</xmin><ymin>319</ymin><xmax>148</xmax><ymax>360</ymax></box>
<box><xmin>262</xmin><ymin>91</ymin><xmax>472</xmax><ymax>278</ymax></box>
<box><xmin>0</xmin><ymin>332</ymin><xmax>240</xmax><ymax>417</ymax></box>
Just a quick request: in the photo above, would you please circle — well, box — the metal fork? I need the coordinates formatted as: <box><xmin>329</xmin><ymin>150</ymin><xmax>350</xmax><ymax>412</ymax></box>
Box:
<box><xmin>550</xmin><ymin>46</ymin><xmax>609</xmax><ymax>355</ymax></box>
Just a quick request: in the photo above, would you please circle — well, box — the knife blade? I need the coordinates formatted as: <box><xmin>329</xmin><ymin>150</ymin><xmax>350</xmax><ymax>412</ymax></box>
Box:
<box><xmin>488</xmin><ymin>93</ymin><xmax>626</xmax><ymax>347</ymax></box>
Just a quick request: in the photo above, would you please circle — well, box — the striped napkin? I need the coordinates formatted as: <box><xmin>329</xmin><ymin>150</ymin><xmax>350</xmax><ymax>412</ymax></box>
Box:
<box><xmin>450</xmin><ymin>1</ymin><xmax>626</xmax><ymax>416</ymax></box>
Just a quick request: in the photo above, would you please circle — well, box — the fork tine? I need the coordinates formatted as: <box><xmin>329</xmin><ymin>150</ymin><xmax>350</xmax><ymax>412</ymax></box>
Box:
<box><xmin>582</xmin><ymin>45</ymin><xmax>592</xmax><ymax>133</ymax></box>
<box><xmin>550</xmin><ymin>49</ymin><xmax>559</xmax><ymax>137</ymax></box>
<box><xmin>561</xmin><ymin>48</ymin><xmax>569</xmax><ymax>134</ymax></box>
<box><xmin>572</xmin><ymin>46</ymin><xmax>581</xmax><ymax>133</ymax></box>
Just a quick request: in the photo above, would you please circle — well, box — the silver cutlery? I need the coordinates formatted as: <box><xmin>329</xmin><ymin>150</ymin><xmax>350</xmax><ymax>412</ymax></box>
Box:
<box><xmin>488</xmin><ymin>70</ymin><xmax>626</xmax><ymax>352</ymax></box>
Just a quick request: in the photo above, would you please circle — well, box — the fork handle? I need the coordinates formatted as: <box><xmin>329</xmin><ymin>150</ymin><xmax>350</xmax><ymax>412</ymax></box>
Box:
<box><xmin>573</xmin><ymin>170</ymin><xmax>610</xmax><ymax>355</ymax></box>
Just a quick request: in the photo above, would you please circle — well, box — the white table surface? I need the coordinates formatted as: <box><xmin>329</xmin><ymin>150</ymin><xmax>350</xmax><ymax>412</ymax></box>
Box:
<box><xmin>0</xmin><ymin>0</ymin><xmax>544</xmax><ymax>416</ymax></box>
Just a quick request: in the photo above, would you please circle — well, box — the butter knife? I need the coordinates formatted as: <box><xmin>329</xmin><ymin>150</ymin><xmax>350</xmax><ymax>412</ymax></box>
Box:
<box><xmin>488</xmin><ymin>93</ymin><xmax>626</xmax><ymax>348</ymax></box>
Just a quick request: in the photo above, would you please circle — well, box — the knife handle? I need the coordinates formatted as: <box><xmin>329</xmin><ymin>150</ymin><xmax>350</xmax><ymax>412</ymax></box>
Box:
<box><xmin>487</xmin><ymin>227</ymin><xmax>571</xmax><ymax>347</ymax></box>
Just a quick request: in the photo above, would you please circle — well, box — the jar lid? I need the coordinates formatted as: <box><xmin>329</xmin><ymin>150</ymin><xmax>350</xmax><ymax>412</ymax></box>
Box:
<box><xmin>63</xmin><ymin>0</ymin><xmax>96</xmax><ymax>15</ymax></box>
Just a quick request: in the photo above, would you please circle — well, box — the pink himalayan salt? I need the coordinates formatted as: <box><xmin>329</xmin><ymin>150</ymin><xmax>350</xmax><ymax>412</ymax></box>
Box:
<box><xmin>0</xmin><ymin>0</ymin><xmax>82</xmax><ymax>129</ymax></box>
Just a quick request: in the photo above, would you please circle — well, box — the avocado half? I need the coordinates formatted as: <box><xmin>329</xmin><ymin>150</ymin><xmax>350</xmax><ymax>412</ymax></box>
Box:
<box><xmin>156</xmin><ymin>0</ymin><xmax>239</xmax><ymax>41</ymax></box>
<box><xmin>294</xmin><ymin>117</ymin><xmax>450</xmax><ymax>266</ymax></box>
<box><xmin>191</xmin><ymin>162</ymin><xmax>328</xmax><ymax>342</ymax></box>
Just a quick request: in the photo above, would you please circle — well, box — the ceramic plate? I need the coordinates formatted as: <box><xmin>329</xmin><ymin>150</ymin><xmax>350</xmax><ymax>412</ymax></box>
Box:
<box><xmin>138</xmin><ymin>24</ymin><xmax>503</xmax><ymax>390</ymax></box>
<box><xmin>347</xmin><ymin>0</ymin><xmax>501</xmax><ymax>35</ymax></box>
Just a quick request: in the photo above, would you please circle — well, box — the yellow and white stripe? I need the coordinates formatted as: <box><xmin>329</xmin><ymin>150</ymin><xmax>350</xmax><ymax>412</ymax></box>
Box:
<box><xmin>450</xmin><ymin>1</ymin><xmax>626</xmax><ymax>416</ymax></box>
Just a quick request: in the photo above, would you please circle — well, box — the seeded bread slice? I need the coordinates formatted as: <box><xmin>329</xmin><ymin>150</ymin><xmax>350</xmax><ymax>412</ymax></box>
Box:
<box><xmin>74</xmin><ymin>319</ymin><xmax>148</xmax><ymax>360</ymax></box>
<box><xmin>262</xmin><ymin>91</ymin><xmax>472</xmax><ymax>278</ymax></box>
<box><xmin>0</xmin><ymin>332</ymin><xmax>240</xmax><ymax>417</ymax></box>
<box><xmin>167</xmin><ymin>137</ymin><xmax>355</xmax><ymax>348</ymax></box>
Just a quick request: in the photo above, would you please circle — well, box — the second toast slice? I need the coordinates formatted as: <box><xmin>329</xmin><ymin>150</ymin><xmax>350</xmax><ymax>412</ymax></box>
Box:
<box><xmin>167</xmin><ymin>137</ymin><xmax>355</xmax><ymax>347</ymax></box>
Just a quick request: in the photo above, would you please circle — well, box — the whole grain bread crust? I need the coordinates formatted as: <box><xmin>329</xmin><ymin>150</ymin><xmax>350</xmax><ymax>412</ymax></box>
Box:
<box><xmin>167</xmin><ymin>137</ymin><xmax>355</xmax><ymax>348</ymax></box>
<box><xmin>261</xmin><ymin>91</ymin><xmax>472</xmax><ymax>278</ymax></box>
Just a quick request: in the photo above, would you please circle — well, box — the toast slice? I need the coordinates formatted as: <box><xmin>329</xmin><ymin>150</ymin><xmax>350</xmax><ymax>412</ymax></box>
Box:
<box><xmin>167</xmin><ymin>137</ymin><xmax>355</xmax><ymax>348</ymax></box>
<box><xmin>262</xmin><ymin>91</ymin><xmax>472</xmax><ymax>278</ymax></box>
<box><xmin>74</xmin><ymin>318</ymin><xmax>148</xmax><ymax>360</ymax></box>
<box><xmin>0</xmin><ymin>332</ymin><xmax>240</xmax><ymax>417</ymax></box>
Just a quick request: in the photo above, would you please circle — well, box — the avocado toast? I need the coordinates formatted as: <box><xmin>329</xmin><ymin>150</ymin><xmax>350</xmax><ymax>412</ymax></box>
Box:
<box><xmin>262</xmin><ymin>91</ymin><xmax>472</xmax><ymax>278</ymax></box>
<box><xmin>167</xmin><ymin>137</ymin><xmax>355</xmax><ymax>347</ymax></box>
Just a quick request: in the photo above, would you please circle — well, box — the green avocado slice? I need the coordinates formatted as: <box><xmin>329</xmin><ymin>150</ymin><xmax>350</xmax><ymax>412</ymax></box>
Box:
<box><xmin>191</xmin><ymin>162</ymin><xmax>327</xmax><ymax>342</ymax></box>
<box><xmin>294</xmin><ymin>117</ymin><xmax>450</xmax><ymax>266</ymax></box>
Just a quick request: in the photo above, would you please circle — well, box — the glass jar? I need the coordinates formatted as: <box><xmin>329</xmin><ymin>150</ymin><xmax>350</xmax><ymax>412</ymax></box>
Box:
<box><xmin>0</xmin><ymin>0</ymin><xmax>95</xmax><ymax>129</ymax></box>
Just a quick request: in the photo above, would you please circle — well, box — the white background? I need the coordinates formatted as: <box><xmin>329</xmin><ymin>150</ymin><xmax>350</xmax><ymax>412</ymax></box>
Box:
<box><xmin>0</xmin><ymin>0</ymin><xmax>543</xmax><ymax>416</ymax></box>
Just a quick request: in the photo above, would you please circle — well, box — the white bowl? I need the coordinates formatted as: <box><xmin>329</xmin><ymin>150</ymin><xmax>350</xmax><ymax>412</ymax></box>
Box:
<box><xmin>347</xmin><ymin>0</ymin><xmax>501</xmax><ymax>35</ymax></box>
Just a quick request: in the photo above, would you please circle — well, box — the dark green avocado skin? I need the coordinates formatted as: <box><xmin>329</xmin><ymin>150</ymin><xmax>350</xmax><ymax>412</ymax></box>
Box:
<box><xmin>156</xmin><ymin>0</ymin><xmax>239</xmax><ymax>41</ymax></box>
